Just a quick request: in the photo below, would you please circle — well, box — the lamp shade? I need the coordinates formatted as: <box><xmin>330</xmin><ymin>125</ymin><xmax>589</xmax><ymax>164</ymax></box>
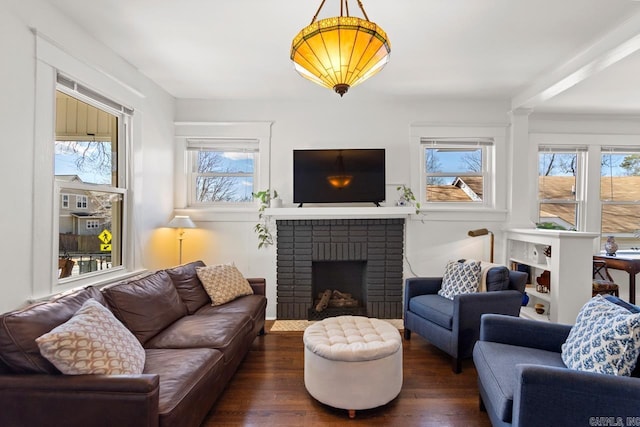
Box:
<box><xmin>167</xmin><ymin>215</ymin><xmax>196</xmax><ymax>229</ymax></box>
<box><xmin>291</xmin><ymin>5</ymin><xmax>391</xmax><ymax>97</ymax></box>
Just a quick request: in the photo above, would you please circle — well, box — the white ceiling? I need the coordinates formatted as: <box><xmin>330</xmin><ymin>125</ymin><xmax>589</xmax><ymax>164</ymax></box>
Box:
<box><xmin>44</xmin><ymin>0</ymin><xmax>640</xmax><ymax>113</ymax></box>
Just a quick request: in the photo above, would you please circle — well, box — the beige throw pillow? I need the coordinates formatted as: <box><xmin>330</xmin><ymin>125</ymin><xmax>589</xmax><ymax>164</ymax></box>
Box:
<box><xmin>196</xmin><ymin>264</ymin><xmax>254</xmax><ymax>306</ymax></box>
<box><xmin>36</xmin><ymin>298</ymin><xmax>145</xmax><ymax>375</ymax></box>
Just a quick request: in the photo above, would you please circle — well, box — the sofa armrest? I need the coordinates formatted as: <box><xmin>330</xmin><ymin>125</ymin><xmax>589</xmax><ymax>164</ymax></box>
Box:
<box><xmin>246</xmin><ymin>278</ymin><xmax>266</xmax><ymax>296</ymax></box>
<box><xmin>404</xmin><ymin>277</ymin><xmax>442</xmax><ymax>313</ymax></box>
<box><xmin>513</xmin><ymin>364</ymin><xmax>640</xmax><ymax>427</ymax></box>
<box><xmin>0</xmin><ymin>374</ymin><xmax>159</xmax><ymax>427</ymax></box>
<box><xmin>479</xmin><ymin>314</ymin><xmax>572</xmax><ymax>353</ymax></box>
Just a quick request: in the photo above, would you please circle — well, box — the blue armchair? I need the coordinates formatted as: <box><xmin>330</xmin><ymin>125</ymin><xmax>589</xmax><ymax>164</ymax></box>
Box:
<box><xmin>473</xmin><ymin>314</ymin><xmax>640</xmax><ymax>427</ymax></box>
<box><xmin>403</xmin><ymin>268</ymin><xmax>527</xmax><ymax>373</ymax></box>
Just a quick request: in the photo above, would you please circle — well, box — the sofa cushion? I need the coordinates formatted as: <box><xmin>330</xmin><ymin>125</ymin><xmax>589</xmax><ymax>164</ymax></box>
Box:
<box><xmin>165</xmin><ymin>260</ymin><xmax>210</xmax><ymax>314</ymax></box>
<box><xmin>194</xmin><ymin>294</ymin><xmax>267</xmax><ymax>334</ymax></box>
<box><xmin>36</xmin><ymin>298</ymin><xmax>145</xmax><ymax>375</ymax></box>
<box><xmin>196</xmin><ymin>264</ymin><xmax>254</xmax><ymax>306</ymax></box>
<box><xmin>0</xmin><ymin>286</ymin><xmax>106</xmax><ymax>374</ymax></box>
<box><xmin>408</xmin><ymin>294</ymin><xmax>453</xmax><ymax>330</ymax></box>
<box><xmin>561</xmin><ymin>295</ymin><xmax>640</xmax><ymax>376</ymax></box>
<box><xmin>437</xmin><ymin>259</ymin><xmax>481</xmax><ymax>300</ymax></box>
<box><xmin>144</xmin><ymin>312</ymin><xmax>252</xmax><ymax>364</ymax></box>
<box><xmin>143</xmin><ymin>348</ymin><xmax>226</xmax><ymax>427</ymax></box>
<box><xmin>473</xmin><ymin>340</ymin><xmax>566</xmax><ymax>423</ymax></box>
<box><xmin>102</xmin><ymin>271</ymin><xmax>187</xmax><ymax>345</ymax></box>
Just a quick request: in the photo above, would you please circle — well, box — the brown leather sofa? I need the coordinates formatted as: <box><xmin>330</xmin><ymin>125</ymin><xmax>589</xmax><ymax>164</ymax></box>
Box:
<box><xmin>0</xmin><ymin>260</ymin><xmax>267</xmax><ymax>427</ymax></box>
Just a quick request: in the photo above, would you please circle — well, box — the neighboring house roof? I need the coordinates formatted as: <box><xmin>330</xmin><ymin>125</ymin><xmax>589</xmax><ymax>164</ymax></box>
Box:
<box><xmin>539</xmin><ymin>175</ymin><xmax>640</xmax><ymax>233</ymax></box>
<box><xmin>427</xmin><ymin>177</ymin><xmax>483</xmax><ymax>202</ymax></box>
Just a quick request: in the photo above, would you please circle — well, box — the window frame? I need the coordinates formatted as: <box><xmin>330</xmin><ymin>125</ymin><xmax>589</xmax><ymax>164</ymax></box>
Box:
<box><xmin>61</xmin><ymin>194</ymin><xmax>70</xmax><ymax>209</ymax></box>
<box><xmin>54</xmin><ymin>82</ymin><xmax>131</xmax><ymax>285</ymax></box>
<box><xmin>536</xmin><ymin>146</ymin><xmax>587</xmax><ymax>231</ymax></box>
<box><xmin>186</xmin><ymin>138</ymin><xmax>259</xmax><ymax>207</ymax></box>
<box><xmin>421</xmin><ymin>139</ymin><xmax>492</xmax><ymax>206</ymax></box>
<box><xmin>33</xmin><ymin>33</ymin><xmax>142</xmax><ymax>297</ymax></box>
<box><xmin>409</xmin><ymin>124</ymin><xmax>507</xmax><ymax>220</ymax></box>
<box><xmin>174</xmin><ymin>122</ymin><xmax>273</xmax><ymax>220</ymax></box>
<box><xmin>599</xmin><ymin>146</ymin><xmax>640</xmax><ymax>244</ymax></box>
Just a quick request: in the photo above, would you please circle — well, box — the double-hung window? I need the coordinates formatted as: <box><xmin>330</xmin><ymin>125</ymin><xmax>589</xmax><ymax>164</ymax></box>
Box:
<box><xmin>421</xmin><ymin>138</ymin><xmax>492</xmax><ymax>205</ymax></box>
<box><xmin>55</xmin><ymin>74</ymin><xmax>131</xmax><ymax>281</ymax></box>
<box><xmin>187</xmin><ymin>139</ymin><xmax>258</xmax><ymax>205</ymax></box>
<box><xmin>600</xmin><ymin>147</ymin><xmax>640</xmax><ymax>248</ymax></box>
<box><xmin>537</xmin><ymin>146</ymin><xmax>586</xmax><ymax>230</ymax></box>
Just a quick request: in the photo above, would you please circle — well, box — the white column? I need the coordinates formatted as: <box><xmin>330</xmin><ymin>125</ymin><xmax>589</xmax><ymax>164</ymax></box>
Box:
<box><xmin>507</xmin><ymin>108</ymin><xmax>535</xmax><ymax>228</ymax></box>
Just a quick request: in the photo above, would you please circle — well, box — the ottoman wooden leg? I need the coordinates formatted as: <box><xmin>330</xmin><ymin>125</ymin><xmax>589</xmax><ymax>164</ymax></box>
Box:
<box><xmin>348</xmin><ymin>409</ymin><xmax>356</xmax><ymax>419</ymax></box>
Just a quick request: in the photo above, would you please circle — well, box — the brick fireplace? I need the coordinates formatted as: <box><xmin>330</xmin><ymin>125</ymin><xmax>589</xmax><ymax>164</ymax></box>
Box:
<box><xmin>275</xmin><ymin>218</ymin><xmax>404</xmax><ymax>319</ymax></box>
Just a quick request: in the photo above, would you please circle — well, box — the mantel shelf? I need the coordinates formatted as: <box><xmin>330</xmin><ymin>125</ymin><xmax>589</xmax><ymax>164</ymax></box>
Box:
<box><xmin>263</xmin><ymin>206</ymin><xmax>415</xmax><ymax>220</ymax></box>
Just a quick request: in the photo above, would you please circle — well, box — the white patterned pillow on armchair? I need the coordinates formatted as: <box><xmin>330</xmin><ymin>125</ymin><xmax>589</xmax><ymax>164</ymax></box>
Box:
<box><xmin>561</xmin><ymin>295</ymin><xmax>640</xmax><ymax>376</ymax></box>
<box><xmin>437</xmin><ymin>259</ymin><xmax>482</xmax><ymax>300</ymax></box>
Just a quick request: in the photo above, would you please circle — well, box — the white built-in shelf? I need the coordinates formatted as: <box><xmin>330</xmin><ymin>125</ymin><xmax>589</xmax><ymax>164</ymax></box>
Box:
<box><xmin>507</xmin><ymin>228</ymin><xmax>599</xmax><ymax>324</ymax></box>
<box><xmin>263</xmin><ymin>206</ymin><xmax>415</xmax><ymax>220</ymax></box>
<box><xmin>520</xmin><ymin>306</ymin><xmax>551</xmax><ymax>322</ymax></box>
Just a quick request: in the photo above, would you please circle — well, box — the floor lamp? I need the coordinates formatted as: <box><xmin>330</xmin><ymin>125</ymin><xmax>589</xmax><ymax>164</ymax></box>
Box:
<box><xmin>168</xmin><ymin>215</ymin><xmax>196</xmax><ymax>264</ymax></box>
<box><xmin>468</xmin><ymin>228</ymin><xmax>494</xmax><ymax>263</ymax></box>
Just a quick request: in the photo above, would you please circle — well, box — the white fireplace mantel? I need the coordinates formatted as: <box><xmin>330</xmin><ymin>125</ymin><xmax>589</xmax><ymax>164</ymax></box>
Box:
<box><xmin>264</xmin><ymin>206</ymin><xmax>415</xmax><ymax>220</ymax></box>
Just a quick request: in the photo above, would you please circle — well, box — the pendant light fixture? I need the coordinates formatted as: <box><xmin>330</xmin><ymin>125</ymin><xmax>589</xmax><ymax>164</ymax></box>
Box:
<box><xmin>290</xmin><ymin>0</ymin><xmax>391</xmax><ymax>97</ymax></box>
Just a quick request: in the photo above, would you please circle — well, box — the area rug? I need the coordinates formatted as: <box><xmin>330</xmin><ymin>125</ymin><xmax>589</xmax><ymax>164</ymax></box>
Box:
<box><xmin>269</xmin><ymin>318</ymin><xmax>404</xmax><ymax>332</ymax></box>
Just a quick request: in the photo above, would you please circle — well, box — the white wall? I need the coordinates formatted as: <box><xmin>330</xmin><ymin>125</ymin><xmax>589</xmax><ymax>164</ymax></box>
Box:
<box><xmin>0</xmin><ymin>0</ymin><xmax>175</xmax><ymax>312</ymax></box>
<box><xmin>175</xmin><ymin>98</ymin><xmax>513</xmax><ymax>318</ymax></box>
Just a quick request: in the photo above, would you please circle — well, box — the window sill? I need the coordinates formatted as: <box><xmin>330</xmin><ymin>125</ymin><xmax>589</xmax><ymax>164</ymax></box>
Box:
<box><xmin>414</xmin><ymin>207</ymin><xmax>508</xmax><ymax>222</ymax></box>
<box><xmin>175</xmin><ymin>207</ymin><xmax>258</xmax><ymax>222</ymax></box>
<box><xmin>32</xmin><ymin>268</ymin><xmax>148</xmax><ymax>304</ymax></box>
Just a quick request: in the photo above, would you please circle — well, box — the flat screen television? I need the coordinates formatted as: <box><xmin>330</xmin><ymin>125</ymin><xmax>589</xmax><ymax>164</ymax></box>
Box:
<box><xmin>293</xmin><ymin>149</ymin><xmax>386</xmax><ymax>205</ymax></box>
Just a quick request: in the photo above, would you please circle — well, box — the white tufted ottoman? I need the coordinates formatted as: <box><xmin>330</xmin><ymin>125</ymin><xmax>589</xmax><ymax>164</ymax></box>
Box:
<box><xmin>303</xmin><ymin>315</ymin><xmax>403</xmax><ymax>418</ymax></box>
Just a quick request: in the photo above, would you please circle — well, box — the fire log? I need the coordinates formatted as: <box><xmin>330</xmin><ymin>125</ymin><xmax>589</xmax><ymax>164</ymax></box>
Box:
<box><xmin>315</xmin><ymin>289</ymin><xmax>332</xmax><ymax>312</ymax></box>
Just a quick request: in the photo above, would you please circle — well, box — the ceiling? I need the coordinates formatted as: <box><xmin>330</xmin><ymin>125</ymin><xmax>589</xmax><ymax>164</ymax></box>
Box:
<box><xmin>44</xmin><ymin>0</ymin><xmax>640</xmax><ymax>113</ymax></box>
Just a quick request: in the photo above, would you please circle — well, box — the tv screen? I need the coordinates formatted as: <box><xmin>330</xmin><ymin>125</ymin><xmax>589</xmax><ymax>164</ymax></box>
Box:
<box><xmin>293</xmin><ymin>149</ymin><xmax>386</xmax><ymax>205</ymax></box>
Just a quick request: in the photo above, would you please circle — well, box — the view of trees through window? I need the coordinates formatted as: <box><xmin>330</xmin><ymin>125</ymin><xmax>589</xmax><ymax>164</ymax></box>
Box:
<box><xmin>538</xmin><ymin>149</ymin><xmax>640</xmax><ymax>250</ymax></box>
<box><xmin>55</xmin><ymin>90</ymin><xmax>124</xmax><ymax>280</ymax></box>
<box><xmin>194</xmin><ymin>151</ymin><xmax>254</xmax><ymax>203</ymax></box>
<box><xmin>424</xmin><ymin>147</ymin><xmax>484</xmax><ymax>202</ymax></box>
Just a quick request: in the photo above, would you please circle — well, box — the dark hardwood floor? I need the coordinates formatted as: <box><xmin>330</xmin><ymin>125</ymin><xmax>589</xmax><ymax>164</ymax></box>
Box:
<box><xmin>201</xmin><ymin>321</ymin><xmax>492</xmax><ymax>427</ymax></box>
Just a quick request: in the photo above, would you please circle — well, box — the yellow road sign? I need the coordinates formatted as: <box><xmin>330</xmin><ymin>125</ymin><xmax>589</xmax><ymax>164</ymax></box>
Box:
<box><xmin>100</xmin><ymin>244</ymin><xmax>112</xmax><ymax>252</ymax></box>
<box><xmin>98</xmin><ymin>229</ymin><xmax>112</xmax><ymax>244</ymax></box>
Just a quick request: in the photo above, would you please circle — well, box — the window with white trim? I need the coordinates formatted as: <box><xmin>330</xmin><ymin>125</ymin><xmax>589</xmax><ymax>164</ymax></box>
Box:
<box><xmin>537</xmin><ymin>146</ymin><xmax>586</xmax><ymax>230</ymax></box>
<box><xmin>600</xmin><ymin>147</ymin><xmax>640</xmax><ymax>249</ymax></box>
<box><xmin>55</xmin><ymin>74</ymin><xmax>131</xmax><ymax>281</ymax></box>
<box><xmin>187</xmin><ymin>139</ymin><xmax>258</xmax><ymax>205</ymax></box>
<box><xmin>421</xmin><ymin>138</ymin><xmax>492</xmax><ymax>205</ymax></box>
<box><xmin>61</xmin><ymin>194</ymin><xmax>69</xmax><ymax>209</ymax></box>
<box><xmin>75</xmin><ymin>195</ymin><xmax>88</xmax><ymax>209</ymax></box>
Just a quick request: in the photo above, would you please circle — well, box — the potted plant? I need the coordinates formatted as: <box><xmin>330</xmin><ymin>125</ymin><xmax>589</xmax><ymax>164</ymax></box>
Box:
<box><xmin>252</xmin><ymin>189</ymin><xmax>278</xmax><ymax>249</ymax></box>
<box><xmin>396</xmin><ymin>185</ymin><xmax>421</xmax><ymax>214</ymax></box>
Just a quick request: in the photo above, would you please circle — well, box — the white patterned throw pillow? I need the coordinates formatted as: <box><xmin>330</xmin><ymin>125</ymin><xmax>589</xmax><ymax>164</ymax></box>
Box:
<box><xmin>437</xmin><ymin>259</ymin><xmax>482</xmax><ymax>300</ymax></box>
<box><xmin>196</xmin><ymin>264</ymin><xmax>254</xmax><ymax>306</ymax></box>
<box><xmin>36</xmin><ymin>298</ymin><xmax>145</xmax><ymax>375</ymax></box>
<box><xmin>561</xmin><ymin>295</ymin><xmax>640</xmax><ymax>376</ymax></box>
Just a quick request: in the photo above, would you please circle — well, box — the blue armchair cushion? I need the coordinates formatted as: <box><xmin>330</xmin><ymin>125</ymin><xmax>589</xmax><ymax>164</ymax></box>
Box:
<box><xmin>474</xmin><ymin>340</ymin><xmax>566</xmax><ymax>423</ymax></box>
<box><xmin>409</xmin><ymin>294</ymin><xmax>454</xmax><ymax>330</ymax></box>
<box><xmin>437</xmin><ymin>259</ymin><xmax>481</xmax><ymax>300</ymax></box>
<box><xmin>485</xmin><ymin>266</ymin><xmax>510</xmax><ymax>292</ymax></box>
<box><xmin>561</xmin><ymin>295</ymin><xmax>640</xmax><ymax>376</ymax></box>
